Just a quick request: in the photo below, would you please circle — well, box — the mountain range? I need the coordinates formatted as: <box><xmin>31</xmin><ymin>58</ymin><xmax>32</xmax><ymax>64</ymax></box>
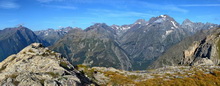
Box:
<box><xmin>34</xmin><ymin>27</ymin><xmax>76</xmax><ymax>45</ymax></box>
<box><xmin>0</xmin><ymin>15</ymin><xmax>219</xmax><ymax>70</ymax></box>
<box><xmin>50</xmin><ymin>15</ymin><xmax>218</xmax><ymax>70</ymax></box>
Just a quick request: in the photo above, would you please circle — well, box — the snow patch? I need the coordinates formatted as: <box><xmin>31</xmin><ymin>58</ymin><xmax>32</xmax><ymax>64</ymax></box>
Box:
<box><xmin>162</xmin><ymin>30</ymin><xmax>173</xmax><ymax>39</ymax></box>
<box><xmin>160</xmin><ymin>15</ymin><xmax>167</xmax><ymax>18</ymax></box>
<box><xmin>112</xmin><ymin>25</ymin><xmax>131</xmax><ymax>30</ymax></box>
<box><xmin>171</xmin><ymin>21</ymin><xmax>178</xmax><ymax>28</ymax></box>
<box><xmin>121</xmin><ymin>27</ymin><xmax>130</xmax><ymax>30</ymax></box>
<box><xmin>154</xmin><ymin>18</ymin><xmax>164</xmax><ymax>23</ymax></box>
<box><xmin>135</xmin><ymin>22</ymin><xmax>142</xmax><ymax>24</ymax></box>
<box><xmin>146</xmin><ymin>22</ymin><xmax>149</xmax><ymax>25</ymax></box>
<box><xmin>116</xmin><ymin>26</ymin><xmax>119</xmax><ymax>29</ymax></box>
<box><xmin>165</xmin><ymin>30</ymin><xmax>173</xmax><ymax>36</ymax></box>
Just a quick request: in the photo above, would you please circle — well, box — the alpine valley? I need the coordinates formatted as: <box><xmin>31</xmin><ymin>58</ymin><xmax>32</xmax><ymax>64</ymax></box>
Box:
<box><xmin>1</xmin><ymin>15</ymin><xmax>220</xmax><ymax>85</ymax></box>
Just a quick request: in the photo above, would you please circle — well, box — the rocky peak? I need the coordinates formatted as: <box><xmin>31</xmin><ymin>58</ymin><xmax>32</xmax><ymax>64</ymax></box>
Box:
<box><xmin>148</xmin><ymin>15</ymin><xmax>180</xmax><ymax>29</ymax></box>
<box><xmin>111</xmin><ymin>24</ymin><xmax>120</xmax><ymax>30</ymax></box>
<box><xmin>2</xmin><ymin>26</ymin><xmax>27</xmax><ymax>32</ymax></box>
<box><xmin>134</xmin><ymin>19</ymin><xmax>147</xmax><ymax>25</ymax></box>
<box><xmin>85</xmin><ymin>23</ymin><xmax>116</xmax><ymax>36</ymax></box>
<box><xmin>0</xmin><ymin>43</ymin><xmax>94</xmax><ymax>85</ymax></box>
<box><xmin>183</xmin><ymin>19</ymin><xmax>193</xmax><ymax>23</ymax></box>
<box><xmin>111</xmin><ymin>24</ymin><xmax>132</xmax><ymax>31</ymax></box>
<box><xmin>158</xmin><ymin>14</ymin><xmax>171</xmax><ymax>19</ymax></box>
<box><xmin>182</xmin><ymin>19</ymin><xmax>194</xmax><ymax>26</ymax></box>
<box><xmin>34</xmin><ymin>27</ymin><xmax>75</xmax><ymax>45</ymax></box>
<box><xmin>149</xmin><ymin>14</ymin><xmax>175</xmax><ymax>23</ymax></box>
<box><xmin>85</xmin><ymin>23</ymin><xmax>111</xmax><ymax>31</ymax></box>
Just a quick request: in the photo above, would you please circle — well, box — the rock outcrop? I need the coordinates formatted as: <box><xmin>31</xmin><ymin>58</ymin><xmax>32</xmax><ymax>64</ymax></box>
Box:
<box><xmin>149</xmin><ymin>27</ymin><xmax>220</xmax><ymax>69</ymax></box>
<box><xmin>0</xmin><ymin>43</ymin><xmax>94</xmax><ymax>86</ymax></box>
<box><xmin>179</xmin><ymin>33</ymin><xmax>220</xmax><ymax>66</ymax></box>
<box><xmin>181</xmin><ymin>42</ymin><xmax>200</xmax><ymax>65</ymax></box>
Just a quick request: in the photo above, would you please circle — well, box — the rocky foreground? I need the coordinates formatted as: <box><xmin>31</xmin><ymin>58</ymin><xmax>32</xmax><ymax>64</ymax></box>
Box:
<box><xmin>0</xmin><ymin>43</ymin><xmax>95</xmax><ymax>86</ymax></box>
<box><xmin>78</xmin><ymin>65</ymin><xmax>220</xmax><ymax>86</ymax></box>
<box><xmin>1</xmin><ymin>43</ymin><xmax>220</xmax><ymax>86</ymax></box>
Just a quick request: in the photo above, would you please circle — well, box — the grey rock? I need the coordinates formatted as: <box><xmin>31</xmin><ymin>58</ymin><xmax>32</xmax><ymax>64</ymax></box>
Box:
<box><xmin>0</xmin><ymin>43</ymin><xmax>94</xmax><ymax>86</ymax></box>
<box><xmin>149</xmin><ymin>27</ymin><xmax>220</xmax><ymax>69</ymax></box>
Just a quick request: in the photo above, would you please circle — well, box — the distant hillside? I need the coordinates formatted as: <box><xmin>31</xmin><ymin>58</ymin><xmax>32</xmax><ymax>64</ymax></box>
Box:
<box><xmin>0</xmin><ymin>26</ymin><xmax>49</xmax><ymax>61</ymax></box>
<box><xmin>50</xmin><ymin>23</ymin><xmax>132</xmax><ymax>70</ymax></box>
<box><xmin>34</xmin><ymin>27</ymin><xmax>76</xmax><ymax>45</ymax></box>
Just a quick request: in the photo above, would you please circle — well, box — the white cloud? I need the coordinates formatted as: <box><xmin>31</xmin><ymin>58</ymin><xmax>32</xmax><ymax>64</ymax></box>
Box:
<box><xmin>137</xmin><ymin>2</ymin><xmax>188</xmax><ymax>13</ymax></box>
<box><xmin>37</xmin><ymin>0</ymin><xmax>65</xmax><ymax>3</ymax></box>
<box><xmin>179</xmin><ymin>4</ymin><xmax>220</xmax><ymax>7</ymax></box>
<box><xmin>0</xmin><ymin>1</ymin><xmax>19</xmax><ymax>9</ymax></box>
<box><xmin>43</xmin><ymin>5</ymin><xmax>76</xmax><ymax>10</ymax></box>
<box><xmin>163</xmin><ymin>5</ymin><xmax>188</xmax><ymax>13</ymax></box>
<box><xmin>7</xmin><ymin>19</ymin><xmax>18</xmax><ymax>23</ymax></box>
<box><xmin>88</xmin><ymin>9</ymin><xmax>155</xmax><ymax>18</ymax></box>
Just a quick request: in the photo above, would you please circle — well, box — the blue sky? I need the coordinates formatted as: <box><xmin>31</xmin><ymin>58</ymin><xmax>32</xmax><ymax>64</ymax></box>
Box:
<box><xmin>0</xmin><ymin>0</ymin><xmax>220</xmax><ymax>30</ymax></box>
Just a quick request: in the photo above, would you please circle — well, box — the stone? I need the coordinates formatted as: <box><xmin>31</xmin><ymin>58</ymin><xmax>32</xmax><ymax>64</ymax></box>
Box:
<box><xmin>0</xmin><ymin>43</ymin><xmax>93</xmax><ymax>85</ymax></box>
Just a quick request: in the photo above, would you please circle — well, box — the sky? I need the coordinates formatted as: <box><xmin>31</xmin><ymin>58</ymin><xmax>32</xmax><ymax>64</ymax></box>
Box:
<box><xmin>0</xmin><ymin>0</ymin><xmax>220</xmax><ymax>30</ymax></box>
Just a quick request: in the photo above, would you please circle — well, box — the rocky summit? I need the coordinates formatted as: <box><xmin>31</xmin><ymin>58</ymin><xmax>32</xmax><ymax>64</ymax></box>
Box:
<box><xmin>0</xmin><ymin>43</ymin><xmax>94</xmax><ymax>86</ymax></box>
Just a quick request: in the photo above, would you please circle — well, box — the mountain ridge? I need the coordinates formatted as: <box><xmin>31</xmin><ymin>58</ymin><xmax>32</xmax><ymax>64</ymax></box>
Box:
<box><xmin>50</xmin><ymin>15</ymin><xmax>219</xmax><ymax>70</ymax></box>
<box><xmin>0</xmin><ymin>26</ymin><xmax>49</xmax><ymax>61</ymax></box>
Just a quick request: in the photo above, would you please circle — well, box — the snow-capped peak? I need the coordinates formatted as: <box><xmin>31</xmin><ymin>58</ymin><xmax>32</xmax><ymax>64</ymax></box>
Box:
<box><xmin>134</xmin><ymin>19</ymin><xmax>147</xmax><ymax>25</ymax></box>
<box><xmin>121</xmin><ymin>26</ymin><xmax>131</xmax><ymax>30</ymax></box>
<box><xmin>111</xmin><ymin>25</ymin><xmax>131</xmax><ymax>31</ymax></box>
<box><xmin>160</xmin><ymin>15</ymin><xmax>167</xmax><ymax>18</ymax></box>
<box><xmin>135</xmin><ymin>22</ymin><xmax>142</xmax><ymax>24</ymax></box>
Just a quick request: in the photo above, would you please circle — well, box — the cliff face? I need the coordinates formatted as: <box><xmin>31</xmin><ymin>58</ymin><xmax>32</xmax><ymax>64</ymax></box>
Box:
<box><xmin>0</xmin><ymin>43</ymin><xmax>94</xmax><ymax>86</ymax></box>
<box><xmin>181</xmin><ymin>34</ymin><xmax>220</xmax><ymax>66</ymax></box>
<box><xmin>149</xmin><ymin>28</ymin><xmax>220</xmax><ymax>69</ymax></box>
<box><xmin>181</xmin><ymin>42</ymin><xmax>200</xmax><ymax>65</ymax></box>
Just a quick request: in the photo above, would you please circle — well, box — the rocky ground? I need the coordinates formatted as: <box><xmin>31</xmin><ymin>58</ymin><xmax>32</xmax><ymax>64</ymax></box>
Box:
<box><xmin>0</xmin><ymin>43</ymin><xmax>95</xmax><ymax>86</ymax></box>
<box><xmin>77</xmin><ymin>65</ymin><xmax>220</xmax><ymax>86</ymax></box>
